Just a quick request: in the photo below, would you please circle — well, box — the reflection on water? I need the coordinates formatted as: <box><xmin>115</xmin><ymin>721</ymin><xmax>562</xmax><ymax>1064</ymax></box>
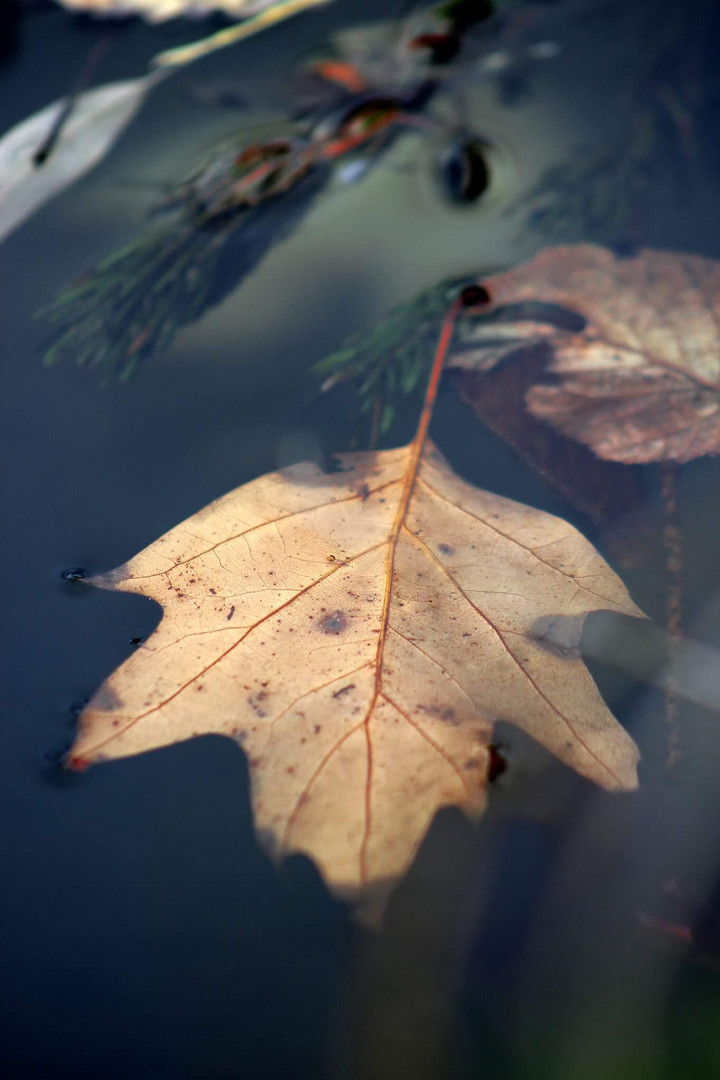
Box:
<box><xmin>2</xmin><ymin>1</ymin><xmax>720</xmax><ymax>1077</ymax></box>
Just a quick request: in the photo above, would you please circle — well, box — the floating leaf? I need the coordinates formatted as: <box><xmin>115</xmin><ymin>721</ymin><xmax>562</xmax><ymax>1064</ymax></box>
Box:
<box><xmin>450</xmin><ymin>344</ymin><xmax>641</xmax><ymax>527</ymax></box>
<box><xmin>69</xmin><ymin>304</ymin><xmax>642</xmax><ymax>910</ymax></box>
<box><xmin>449</xmin><ymin>245</ymin><xmax>720</xmax><ymax>464</ymax></box>
<box><xmin>0</xmin><ymin>73</ymin><xmax>163</xmax><ymax>246</ymax></box>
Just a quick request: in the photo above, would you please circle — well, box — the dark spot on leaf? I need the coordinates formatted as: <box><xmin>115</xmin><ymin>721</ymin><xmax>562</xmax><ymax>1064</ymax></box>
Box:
<box><xmin>90</xmin><ymin>685</ymin><xmax>123</xmax><ymax>713</ymax></box>
<box><xmin>332</xmin><ymin>684</ymin><xmax>355</xmax><ymax>698</ymax></box>
<box><xmin>226</xmin><ymin>605</ymin><xmax>236</xmax><ymax>621</ymax></box>
<box><xmin>248</xmin><ymin>690</ymin><xmax>268</xmax><ymax>717</ymax></box>
<box><xmin>417</xmin><ymin>703</ymin><xmax>457</xmax><ymax>725</ymax></box>
<box><xmin>438</xmin><ymin>543</ymin><xmax>455</xmax><ymax>555</ymax></box>
<box><xmin>319</xmin><ymin>610</ymin><xmax>349</xmax><ymax>635</ymax></box>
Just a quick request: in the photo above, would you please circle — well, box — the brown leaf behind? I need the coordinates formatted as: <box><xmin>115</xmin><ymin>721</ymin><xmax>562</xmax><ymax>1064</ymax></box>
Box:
<box><xmin>454</xmin><ymin>245</ymin><xmax>720</xmax><ymax>464</ymax></box>
<box><xmin>450</xmin><ymin>343</ymin><xmax>641</xmax><ymax>525</ymax></box>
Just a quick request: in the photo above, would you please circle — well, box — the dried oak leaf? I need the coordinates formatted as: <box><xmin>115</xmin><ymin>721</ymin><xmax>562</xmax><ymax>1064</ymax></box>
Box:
<box><xmin>450</xmin><ymin>245</ymin><xmax>720</xmax><ymax>464</ymax></box>
<box><xmin>70</xmin><ymin>437</ymin><xmax>643</xmax><ymax>904</ymax></box>
<box><xmin>449</xmin><ymin>344</ymin><xmax>641</xmax><ymax>528</ymax></box>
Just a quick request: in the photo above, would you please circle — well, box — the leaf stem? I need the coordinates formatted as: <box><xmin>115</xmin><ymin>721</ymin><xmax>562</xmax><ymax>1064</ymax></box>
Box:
<box><xmin>33</xmin><ymin>31</ymin><xmax>116</xmax><ymax>167</ymax></box>
<box><xmin>412</xmin><ymin>294</ymin><xmax>463</xmax><ymax>452</ymax></box>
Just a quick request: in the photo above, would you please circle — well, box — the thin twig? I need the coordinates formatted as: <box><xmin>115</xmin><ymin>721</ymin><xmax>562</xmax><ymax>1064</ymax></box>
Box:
<box><xmin>152</xmin><ymin>0</ymin><xmax>331</xmax><ymax>70</ymax></box>
<box><xmin>34</xmin><ymin>31</ymin><xmax>116</xmax><ymax>167</ymax></box>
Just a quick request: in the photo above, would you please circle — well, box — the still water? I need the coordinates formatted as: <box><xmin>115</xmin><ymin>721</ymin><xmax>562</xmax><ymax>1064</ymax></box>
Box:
<box><xmin>2</xmin><ymin>2</ymin><xmax>720</xmax><ymax>1077</ymax></box>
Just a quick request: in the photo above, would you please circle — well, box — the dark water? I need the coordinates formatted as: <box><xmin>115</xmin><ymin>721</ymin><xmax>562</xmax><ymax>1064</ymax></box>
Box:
<box><xmin>2</xmin><ymin>2</ymin><xmax>720</xmax><ymax>1077</ymax></box>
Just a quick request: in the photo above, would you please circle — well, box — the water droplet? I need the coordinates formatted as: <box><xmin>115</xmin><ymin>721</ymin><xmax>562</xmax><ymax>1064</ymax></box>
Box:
<box><xmin>61</xmin><ymin>567</ymin><xmax>87</xmax><ymax>583</ymax></box>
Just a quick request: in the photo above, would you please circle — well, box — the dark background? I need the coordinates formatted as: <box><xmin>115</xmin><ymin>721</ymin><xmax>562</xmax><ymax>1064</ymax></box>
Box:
<box><xmin>2</xmin><ymin>2</ymin><xmax>720</xmax><ymax>1077</ymax></box>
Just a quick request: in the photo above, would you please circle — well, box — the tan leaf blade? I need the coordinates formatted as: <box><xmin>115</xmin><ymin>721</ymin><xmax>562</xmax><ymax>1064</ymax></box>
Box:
<box><xmin>71</xmin><ymin>436</ymin><xmax>643</xmax><ymax>901</ymax></box>
<box><xmin>451</xmin><ymin>245</ymin><xmax>720</xmax><ymax>464</ymax></box>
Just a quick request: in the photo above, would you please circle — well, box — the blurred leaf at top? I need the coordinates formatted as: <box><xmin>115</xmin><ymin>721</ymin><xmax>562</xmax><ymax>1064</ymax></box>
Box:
<box><xmin>53</xmin><ymin>2</ymin><xmax>337</xmax><ymax>69</ymax></box>
<box><xmin>37</xmin><ymin>0</ymin><xmax>606</xmax><ymax>379</ymax></box>
<box><xmin>54</xmin><ymin>0</ymin><xmax>332</xmax><ymax>24</ymax></box>
<box><xmin>36</xmin><ymin>1</ymin><xmax>506</xmax><ymax>378</ymax></box>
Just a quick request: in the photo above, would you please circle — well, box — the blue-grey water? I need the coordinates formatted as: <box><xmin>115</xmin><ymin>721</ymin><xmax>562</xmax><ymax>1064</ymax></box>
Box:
<box><xmin>2</xmin><ymin>2</ymin><xmax>720</xmax><ymax>1077</ymax></box>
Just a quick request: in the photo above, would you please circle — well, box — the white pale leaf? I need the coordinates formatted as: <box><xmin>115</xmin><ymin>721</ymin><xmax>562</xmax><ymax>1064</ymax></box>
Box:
<box><xmin>0</xmin><ymin>73</ymin><xmax>164</xmax><ymax>245</ymax></box>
